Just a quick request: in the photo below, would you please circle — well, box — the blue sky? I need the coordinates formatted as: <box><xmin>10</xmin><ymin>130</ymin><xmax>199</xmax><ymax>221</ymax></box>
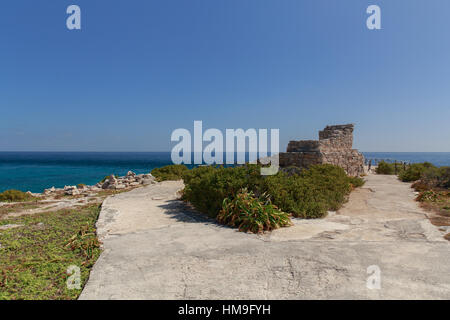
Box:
<box><xmin>0</xmin><ymin>0</ymin><xmax>449</xmax><ymax>152</ymax></box>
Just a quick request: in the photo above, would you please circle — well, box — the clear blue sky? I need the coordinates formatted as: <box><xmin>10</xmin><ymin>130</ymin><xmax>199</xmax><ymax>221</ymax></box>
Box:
<box><xmin>1</xmin><ymin>0</ymin><xmax>449</xmax><ymax>152</ymax></box>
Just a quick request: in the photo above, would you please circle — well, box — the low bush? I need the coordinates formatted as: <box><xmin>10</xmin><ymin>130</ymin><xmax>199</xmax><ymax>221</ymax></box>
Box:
<box><xmin>399</xmin><ymin>162</ymin><xmax>435</xmax><ymax>182</ymax></box>
<box><xmin>151</xmin><ymin>164</ymin><xmax>189</xmax><ymax>181</ymax></box>
<box><xmin>265</xmin><ymin>164</ymin><xmax>364</xmax><ymax>218</ymax></box>
<box><xmin>375</xmin><ymin>161</ymin><xmax>395</xmax><ymax>175</ymax></box>
<box><xmin>182</xmin><ymin>165</ymin><xmax>263</xmax><ymax>217</ymax></box>
<box><xmin>406</xmin><ymin>164</ymin><xmax>450</xmax><ymax>218</ymax></box>
<box><xmin>439</xmin><ymin>167</ymin><xmax>450</xmax><ymax>189</ymax></box>
<box><xmin>217</xmin><ymin>188</ymin><xmax>292</xmax><ymax>233</ymax></box>
<box><xmin>409</xmin><ymin>165</ymin><xmax>450</xmax><ymax>191</ymax></box>
<box><xmin>418</xmin><ymin>166</ymin><xmax>441</xmax><ymax>187</ymax></box>
<box><xmin>375</xmin><ymin>161</ymin><xmax>449</xmax><ymax>191</ymax></box>
<box><xmin>182</xmin><ymin>164</ymin><xmax>364</xmax><ymax>220</ymax></box>
<box><xmin>0</xmin><ymin>190</ymin><xmax>36</xmax><ymax>202</ymax></box>
<box><xmin>263</xmin><ymin>172</ymin><xmax>327</xmax><ymax>218</ymax></box>
<box><xmin>348</xmin><ymin>176</ymin><xmax>366</xmax><ymax>188</ymax></box>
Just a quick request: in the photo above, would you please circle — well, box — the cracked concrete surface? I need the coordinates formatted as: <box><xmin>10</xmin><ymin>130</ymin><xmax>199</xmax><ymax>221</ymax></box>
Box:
<box><xmin>80</xmin><ymin>175</ymin><xmax>450</xmax><ymax>300</ymax></box>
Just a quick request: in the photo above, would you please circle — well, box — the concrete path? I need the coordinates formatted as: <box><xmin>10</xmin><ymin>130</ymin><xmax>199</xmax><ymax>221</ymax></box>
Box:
<box><xmin>80</xmin><ymin>175</ymin><xmax>450</xmax><ymax>299</ymax></box>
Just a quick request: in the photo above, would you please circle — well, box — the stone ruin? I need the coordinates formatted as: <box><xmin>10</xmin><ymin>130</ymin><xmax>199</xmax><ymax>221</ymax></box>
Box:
<box><xmin>279</xmin><ymin>124</ymin><xmax>365</xmax><ymax>176</ymax></box>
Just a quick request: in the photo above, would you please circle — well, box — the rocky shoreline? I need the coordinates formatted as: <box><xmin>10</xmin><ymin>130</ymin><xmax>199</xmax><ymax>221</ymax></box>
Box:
<box><xmin>0</xmin><ymin>170</ymin><xmax>157</xmax><ymax>221</ymax></box>
<box><xmin>41</xmin><ymin>171</ymin><xmax>156</xmax><ymax>197</ymax></box>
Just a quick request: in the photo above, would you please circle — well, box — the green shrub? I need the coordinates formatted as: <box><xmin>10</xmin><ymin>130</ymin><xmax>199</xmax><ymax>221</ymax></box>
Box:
<box><xmin>182</xmin><ymin>164</ymin><xmax>363</xmax><ymax>219</ymax></box>
<box><xmin>418</xmin><ymin>166</ymin><xmax>441</xmax><ymax>187</ymax></box>
<box><xmin>0</xmin><ymin>190</ymin><xmax>36</xmax><ymax>202</ymax></box>
<box><xmin>151</xmin><ymin>164</ymin><xmax>189</xmax><ymax>181</ymax></box>
<box><xmin>437</xmin><ymin>166</ymin><xmax>450</xmax><ymax>189</ymax></box>
<box><xmin>399</xmin><ymin>162</ymin><xmax>435</xmax><ymax>182</ymax></box>
<box><xmin>375</xmin><ymin>161</ymin><xmax>395</xmax><ymax>175</ymax></box>
<box><xmin>182</xmin><ymin>165</ymin><xmax>263</xmax><ymax>217</ymax></box>
<box><xmin>264</xmin><ymin>164</ymin><xmax>362</xmax><ymax>218</ymax></box>
<box><xmin>348</xmin><ymin>176</ymin><xmax>365</xmax><ymax>188</ymax></box>
<box><xmin>410</xmin><ymin>165</ymin><xmax>450</xmax><ymax>190</ymax></box>
<box><xmin>264</xmin><ymin>172</ymin><xmax>328</xmax><ymax>218</ymax></box>
<box><xmin>372</xmin><ymin>160</ymin><xmax>447</xmax><ymax>190</ymax></box>
<box><xmin>217</xmin><ymin>188</ymin><xmax>292</xmax><ymax>233</ymax></box>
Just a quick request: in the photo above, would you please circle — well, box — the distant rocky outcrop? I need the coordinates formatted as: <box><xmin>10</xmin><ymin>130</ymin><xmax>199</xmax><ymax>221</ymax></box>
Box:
<box><xmin>279</xmin><ymin>124</ymin><xmax>365</xmax><ymax>176</ymax></box>
<box><xmin>42</xmin><ymin>172</ymin><xmax>156</xmax><ymax>196</ymax></box>
<box><xmin>64</xmin><ymin>185</ymin><xmax>80</xmax><ymax>196</ymax></box>
<box><xmin>100</xmin><ymin>172</ymin><xmax>156</xmax><ymax>190</ymax></box>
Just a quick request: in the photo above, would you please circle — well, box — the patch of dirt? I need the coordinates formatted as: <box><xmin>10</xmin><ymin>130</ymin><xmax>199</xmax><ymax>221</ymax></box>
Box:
<box><xmin>429</xmin><ymin>216</ymin><xmax>450</xmax><ymax>227</ymax></box>
<box><xmin>420</xmin><ymin>202</ymin><xmax>450</xmax><ymax>217</ymax></box>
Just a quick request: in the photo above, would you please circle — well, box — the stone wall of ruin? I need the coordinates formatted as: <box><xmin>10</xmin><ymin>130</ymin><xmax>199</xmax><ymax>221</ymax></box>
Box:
<box><xmin>279</xmin><ymin>124</ymin><xmax>365</xmax><ymax>176</ymax></box>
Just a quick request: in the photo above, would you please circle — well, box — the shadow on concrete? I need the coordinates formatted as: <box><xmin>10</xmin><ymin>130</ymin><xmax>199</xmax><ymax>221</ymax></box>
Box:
<box><xmin>157</xmin><ymin>199</ymin><xmax>229</xmax><ymax>229</ymax></box>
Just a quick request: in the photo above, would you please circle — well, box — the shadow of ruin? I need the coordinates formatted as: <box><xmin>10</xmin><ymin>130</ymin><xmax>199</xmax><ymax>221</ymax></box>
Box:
<box><xmin>279</xmin><ymin>124</ymin><xmax>365</xmax><ymax>176</ymax></box>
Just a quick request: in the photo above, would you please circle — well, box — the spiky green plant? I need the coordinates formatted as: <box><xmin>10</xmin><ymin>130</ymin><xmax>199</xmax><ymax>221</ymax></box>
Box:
<box><xmin>217</xmin><ymin>188</ymin><xmax>292</xmax><ymax>233</ymax></box>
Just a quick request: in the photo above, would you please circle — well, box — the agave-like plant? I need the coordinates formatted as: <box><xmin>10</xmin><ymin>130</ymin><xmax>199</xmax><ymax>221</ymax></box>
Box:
<box><xmin>217</xmin><ymin>188</ymin><xmax>292</xmax><ymax>233</ymax></box>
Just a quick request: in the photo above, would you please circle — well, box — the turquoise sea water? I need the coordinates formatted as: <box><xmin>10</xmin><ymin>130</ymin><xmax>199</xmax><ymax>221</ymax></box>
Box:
<box><xmin>0</xmin><ymin>152</ymin><xmax>173</xmax><ymax>193</ymax></box>
<box><xmin>362</xmin><ymin>152</ymin><xmax>450</xmax><ymax>166</ymax></box>
<box><xmin>0</xmin><ymin>152</ymin><xmax>449</xmax><ymax>193</ymax></box>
